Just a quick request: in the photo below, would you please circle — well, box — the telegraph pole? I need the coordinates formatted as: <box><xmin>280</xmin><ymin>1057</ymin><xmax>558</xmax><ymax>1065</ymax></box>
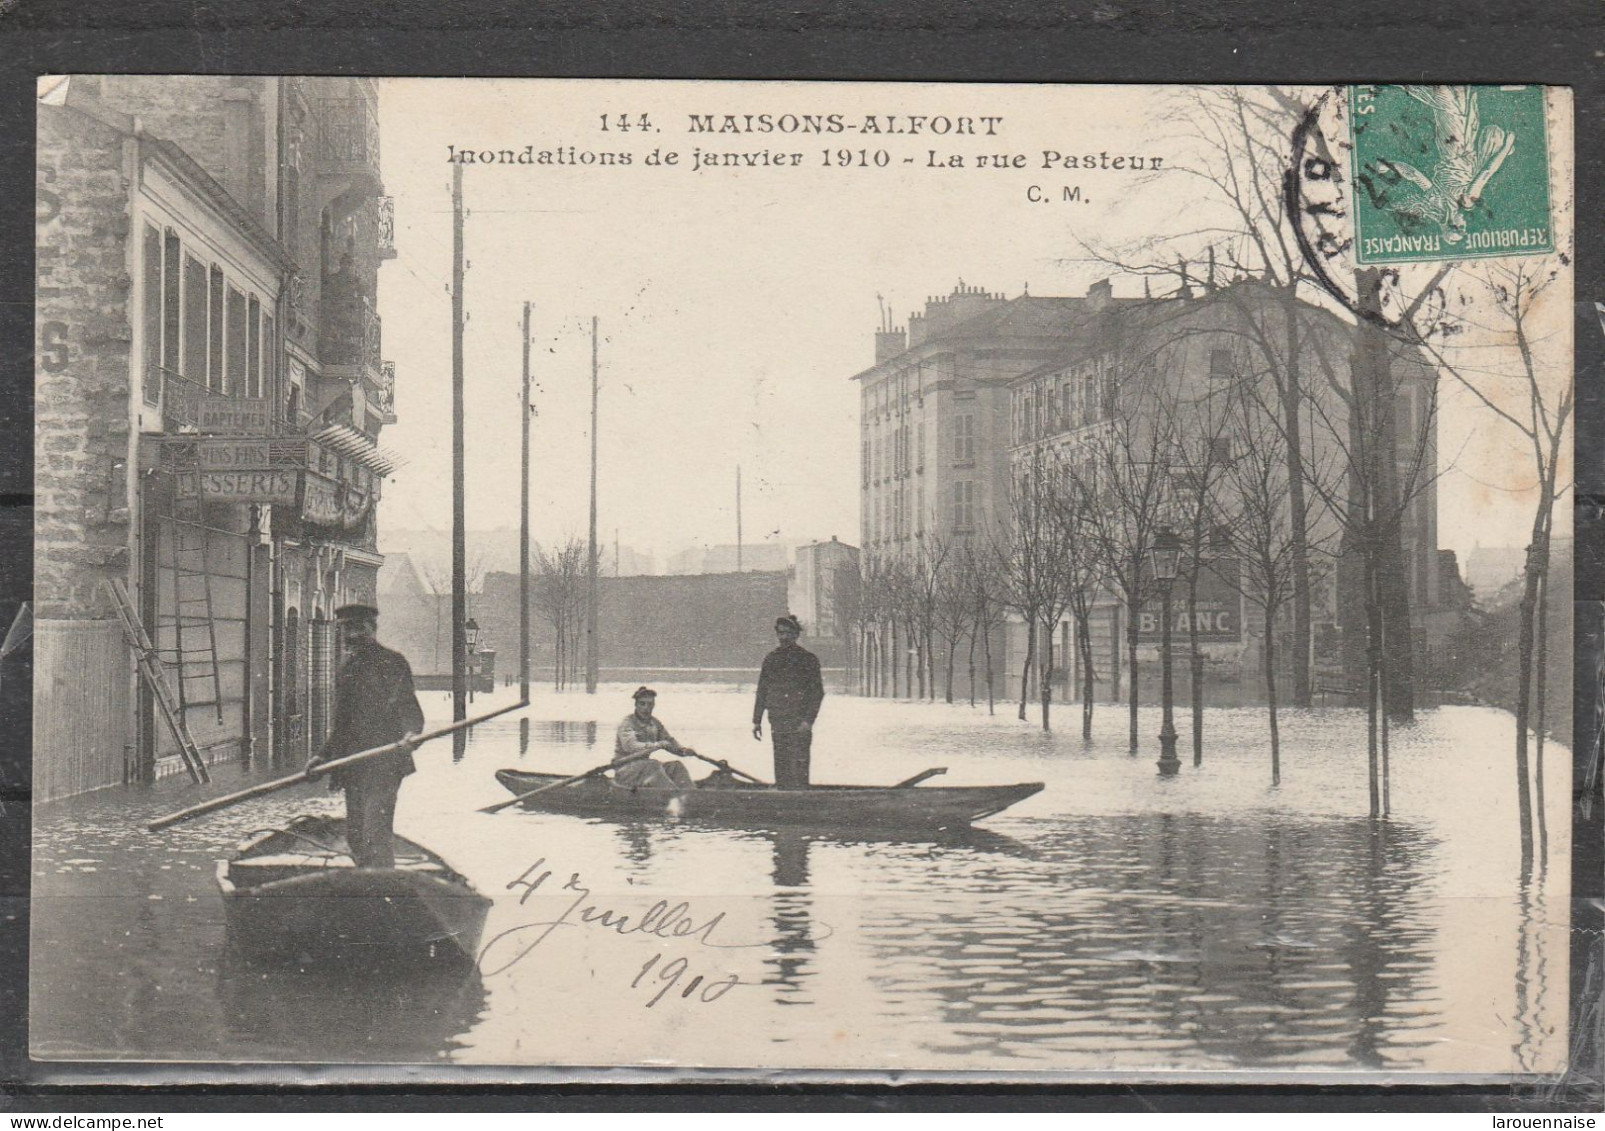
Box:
<box><xmin>736</xmin><ymin>465</ymin><xmax>743</xmax><ymax>572</ymax></box>
<box><xmin>520</xmin><ymin>300</ymin><xmax>531</xmax><ymax>703</ymax></box>
<box><xmin>585</xmin><ymin>316</ymin><xmax>600</xmax><ymax>694</ymax></box>
<box><xmin>451</xmin><ymin>162</ymin><xmax>467</xmax><ymax>728</ymax></box>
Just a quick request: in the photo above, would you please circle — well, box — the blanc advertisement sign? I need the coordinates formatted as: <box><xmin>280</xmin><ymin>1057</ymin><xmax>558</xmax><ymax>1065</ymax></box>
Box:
<box><xmin>1136</xmin><ymin>558</ymin><xmax>1243</xmax><ymax>642</ymax></box>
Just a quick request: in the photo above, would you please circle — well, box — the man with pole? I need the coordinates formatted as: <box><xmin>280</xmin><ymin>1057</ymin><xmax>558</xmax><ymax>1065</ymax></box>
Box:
<box><xmin>308</xmin><ymin>603</ymin><xmax>425</xmax><ymax>867</ymax></box>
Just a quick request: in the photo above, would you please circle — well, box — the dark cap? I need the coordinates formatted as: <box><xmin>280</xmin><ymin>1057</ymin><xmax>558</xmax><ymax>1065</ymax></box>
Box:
<box><xmin>334</xmin><ymin>603</ymin><xmax>380</xmax><ymax>623</ymax></box>
<box><xmin>632</xmin><ymin>686</ymin><xmax>657</xmax><ymax>700</ymax></box>
<box><xmin>775</xmin><ymin>614</ymin><xmax>802</xmax><ymax>634</ymax></box>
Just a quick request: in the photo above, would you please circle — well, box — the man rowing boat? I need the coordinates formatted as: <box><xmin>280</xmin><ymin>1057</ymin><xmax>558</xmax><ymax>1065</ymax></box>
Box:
<box><xmin>613</xmin><ymin>686</ymin><xmax>697</xmax><ymax>790</ymax></box>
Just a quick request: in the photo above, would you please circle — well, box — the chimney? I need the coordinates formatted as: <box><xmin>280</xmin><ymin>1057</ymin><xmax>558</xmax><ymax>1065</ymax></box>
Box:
<box><xmin>875</xmin><ymin>326</ymin><xmax>907</xmax><ymax>364</ymax></box>
<box><xmin>1086</xmin><ymin>277</ymin><xmax>1114</xmax><ymax>310</ymax></box>
<box><xmin>1175</xmin><ymin>257</ymin><xmax>1194</xmax><ymax>300</ymax></box>
<box><xmin>909</xmin><ymin>281</ymin><xmax>1006</xmax><ymax>346</ymax></box>
<box><xmin>1206</xmin><ymin>245</ymin><xmax>1217</xmax><ymax>293</ymax></box>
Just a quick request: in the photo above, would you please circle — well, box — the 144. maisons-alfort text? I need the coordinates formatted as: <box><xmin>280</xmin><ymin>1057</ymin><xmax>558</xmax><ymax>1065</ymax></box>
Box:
<box><xmin>444</xmin><ymin>111</ymin><xmax>1170</xmax><ymax>172</ymax></box>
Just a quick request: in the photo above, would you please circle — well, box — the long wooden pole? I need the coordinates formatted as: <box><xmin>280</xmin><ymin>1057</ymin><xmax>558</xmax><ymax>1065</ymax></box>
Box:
<box><xmin>147</xmin><ymin>700</ymin><xmax>528</xmax><ymax>832</ymax></box>
<box><xmin>451</xmin><ymin>161</ymin><xmax>468</xmax><ymax>727</ymax></box>
<box><xmin>585</xmin><ymin>315</ymin><xmax>599</xmax><ymax>693</ymax></box>
<box><xmin>520</xmin><ymin>301</ymin><xmax>531</xmax><ymax>702</ymax></box>
<box><xmin>480</xmin><ymin>749</ymin><xmax>651</xmax><ymax>815</ymax></box>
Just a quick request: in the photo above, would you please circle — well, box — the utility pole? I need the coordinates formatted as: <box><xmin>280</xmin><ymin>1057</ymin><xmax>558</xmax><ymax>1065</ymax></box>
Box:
<box><xmin>520</xmin><ymin>300</ymin><xmax>531</xmax><ymax>704</ymax></box>
<box><xmin>451</xmin><ymin>162</ymin><xmax>467</xmax><ymax>729</ymax></box>
<box><xmin>736</xmin><ymin>465</ymin><xmax>743</xmax><ymax>572</ymax></box>
<box><xmin>586</xmin><ymin>316</ymin><xmax>600</xmax><ymax>694</ymax></box>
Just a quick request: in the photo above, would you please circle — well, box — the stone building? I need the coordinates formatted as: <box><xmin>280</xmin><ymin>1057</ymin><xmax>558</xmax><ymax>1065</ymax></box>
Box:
<box><xmin>1006</xmin><ymin>277</ymin><xmax>1444</xmax><ymax>698</ymax></box>
<box><xmin>34</xmin><ymin>76</ymin><xmax>398</xmax><ymax>799</ymax></box>
<box><xmin>851</xmin><ymin>281</ymin><xmax>1128</xmax><ymax>697</ymax></box>
<box><xmin>787</xmin><ymin>536</ymin><xmax>860</xmax><ymax>641</ymax></box>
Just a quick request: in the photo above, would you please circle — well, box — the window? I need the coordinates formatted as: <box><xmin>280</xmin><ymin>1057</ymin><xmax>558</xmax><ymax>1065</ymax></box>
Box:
<box><xmin>247</xmin><ymin>295</ymin><xmax>262</xmax><ymax>398</ymax></box>
<box><xmin>208</xmin><ymin>265</ymin><xmax>225</xmax><ymax>391</ymax></box>
<box><xmin>264</xmin><ymin>314</ymin><xmax>278</xmax><ymax>412</ymax></box>
<box><xmin>162</xmin><ymin>231</ymin><xmax>181</xmax><ymax>372</ymax></box>
<box><xmin>141</xmin><ymin>224</ymin><xmax>162</xmax><ymax>393</ymax></box>
<box><xmin>1209</xmin><ymin>348</ymin><xmax>1235</xmax><ymax>380</ymax></box>
<box><xmin>226</xmin><ymin>285</ymin><xmax>248</xmax><ymax>395</ymax></box>
<box><xmin>862</xmin><ymin>440</ymin><xmax>871</xmax><ymax>488</ymax></box>
<box><xmin>183</xmin><ymin>256</ymin><xmax>208</xmax><ymax>385</ymax></box>
<box><xmin>1394</xmin><ymin>391</ymin><xmax>1415</xmax><ymax>446</ymax></box>
<box><xmin>1060</xmin><ymin>383</ymin><xmax>1073</xmax><ymax>429</ymax></box>
<box><xmin>953</xmin><ymin>480</ymin><xmax>975</xmax><ymax>532</ymax></box>
<box><xmin>917</xmin><ymin>424</ymin><xmax>925</xmax><ymax>471</ymax></box>
<box><xmin>955</xmin><ymin>414</ymin><xmax>975</xmax><ymax>464</ymax></box>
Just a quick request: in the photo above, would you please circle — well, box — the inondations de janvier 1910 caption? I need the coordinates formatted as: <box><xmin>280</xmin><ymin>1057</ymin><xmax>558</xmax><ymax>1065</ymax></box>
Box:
<box><xmin>443</xmin><ymin>111</ymin><xmax>1172</xmax><ymax>183</ymax></box>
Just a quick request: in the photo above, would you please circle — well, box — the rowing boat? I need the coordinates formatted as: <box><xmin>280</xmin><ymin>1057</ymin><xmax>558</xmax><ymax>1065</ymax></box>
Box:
<box><xmin>216</xmin><ymin>815</ymin><xmax>491</xmax><ymax>965</ymax></box>
<box><xmin>493</xmin><ymin>768</ymin><xmax>1043</xmax><ymax>831</ymax></box>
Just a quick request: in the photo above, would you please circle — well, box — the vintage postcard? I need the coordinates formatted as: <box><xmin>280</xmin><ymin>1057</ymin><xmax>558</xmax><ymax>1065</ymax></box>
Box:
<box><xmin>26</xmin><ymin>77</ymin><xmax>1575</xmax><ymax>1081</ymax></box>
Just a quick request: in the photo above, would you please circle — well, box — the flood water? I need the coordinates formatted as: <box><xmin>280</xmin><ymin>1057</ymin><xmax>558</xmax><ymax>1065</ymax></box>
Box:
<box><xmin>29</xmin><ymin>682</ymin><xmax>1571</xmax><ymax>1079</ymax></box>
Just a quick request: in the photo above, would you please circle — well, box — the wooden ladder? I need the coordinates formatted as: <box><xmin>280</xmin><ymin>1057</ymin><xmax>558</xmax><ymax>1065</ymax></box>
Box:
<box><xmin>106</xmin><ymin>578</ymin><xmax>210</xmax><ymax>785</ymax></box>
<box><xmin>165</xmin><ymin>513</ymin><xmax>225</xmax><ymax>724</ymax></box>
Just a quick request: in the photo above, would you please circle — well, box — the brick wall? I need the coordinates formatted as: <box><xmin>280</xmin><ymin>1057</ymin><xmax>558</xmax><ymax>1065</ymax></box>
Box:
<box><xmin>36</xmin><ymin>105</ymin><xmax>133</xmax><ymax>620</ymax></box>
<box><xmin>463</xmin><ymin>570</ymin><xmax>847</xmax><ymax>674</ymax></box>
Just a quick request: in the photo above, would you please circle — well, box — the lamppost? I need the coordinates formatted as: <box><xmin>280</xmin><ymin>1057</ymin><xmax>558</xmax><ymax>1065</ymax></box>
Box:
<box><xmin>1151</xmin><ymin>525</ymin><xmax>1183</xmax><ymax>777</ymax></box>
<box><xmin>465</xmin><ymin>617</ymin><xmax>480</xmax><ymax>702</ymax></box>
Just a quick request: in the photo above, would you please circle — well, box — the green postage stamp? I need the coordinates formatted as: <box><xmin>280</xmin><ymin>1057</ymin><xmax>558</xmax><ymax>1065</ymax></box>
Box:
<box><xmin>1349</xmin><ymin>84</ymin><xmax>1553</xmax><ymax>264</ymax></box>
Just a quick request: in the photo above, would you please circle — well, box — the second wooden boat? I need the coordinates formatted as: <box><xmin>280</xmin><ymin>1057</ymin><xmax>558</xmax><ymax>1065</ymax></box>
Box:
<box><xmin>216</xmin><ymin>814</ymin><xmax>491</xmax><ymax>965</ymax></box>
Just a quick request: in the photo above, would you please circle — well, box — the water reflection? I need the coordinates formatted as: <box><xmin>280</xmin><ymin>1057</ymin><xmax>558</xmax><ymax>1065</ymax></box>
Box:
<box><xmin>764</xmin><ymin>830</ymin><xmax>819</xmax><ymax>1004</ymax></box>
<box><xmin>525</xmin><ymin>720</ymin><xmax>599</xmax><ymax>749</ymax></box>
<box><xmin>863</xmin><ymin>815</ymin><xmax>1441</xmax><ymax>1068</ymax></box>
<box><xmin>217</xmin><ymin>952</ymin><xmax>486</xmax><ymax>1062</ymax></box>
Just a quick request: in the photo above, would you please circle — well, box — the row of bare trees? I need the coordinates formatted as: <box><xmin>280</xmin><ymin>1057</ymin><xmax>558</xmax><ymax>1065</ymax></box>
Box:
<box><xmin>842</xmin><ymin>280</ymin><xmax>1451</xmax><ymax>794</ymax></box>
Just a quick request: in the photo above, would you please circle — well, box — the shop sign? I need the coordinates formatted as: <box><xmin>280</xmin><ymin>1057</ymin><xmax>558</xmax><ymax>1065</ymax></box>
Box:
<box><xmin>197</xmin><ymin>395</ymin><xmax>270</xmax><ymax>434</ymax></box>
<box><xmin>1136</xmin><ymin>557</ymin><xmax>1242</xmax><ymax>642</ymax></box>
<box><xmin>198</xmin><ymin>439</ymin><xmax>271</xmax><ymax>470</ymax></box>
<box><xmin>198</xmin><ymin>468</ymin><xmax>299</xmax><ymax>504</ymax></box>
<box><xmin>301</xmin><ymin>471</ymin><xmax>343</xmax><ymax>525</ymax></box>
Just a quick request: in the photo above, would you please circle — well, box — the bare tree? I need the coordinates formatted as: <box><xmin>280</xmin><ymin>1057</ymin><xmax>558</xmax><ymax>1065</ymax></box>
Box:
<box><xmin>1065</xmin><ymin>359</ymin><xmax>1180</xmax><ymax>751</ymax></box>
<box><xmin>1215</xmin><ymin>378</ymin><xmax>1337</xmax><ymax>782</ymax></box>
<box><xmin>1411</xmin><ymin>260</ymin><xmax>1571</xmax><ymax>870</ymax></box>
<box><xmin>534</xmin><ymin>538</ymin><xmax>587</xmax><ymax>690</ymax></box>
<box><xmin>963</xmin><ymin>543</ymin><xmax>1005</xmax><ymax>714</ymax></box>
<box><xmin>931</xmin><ymin>536</ymin><xmax>972</xmax><ymax>704</ymax></box>
<box><xmin>1304</xmin><ymin>275</ymin><xmax>1445</xmax><ymax>818</ymax></box>
<box><xmin>1076</xmin><ymin>86</ymin><xmax>1334</xmax><ymax>707</ymax></box>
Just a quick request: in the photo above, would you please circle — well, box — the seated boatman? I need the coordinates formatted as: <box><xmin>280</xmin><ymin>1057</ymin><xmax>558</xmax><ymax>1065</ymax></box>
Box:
<box><xmin>614</xmin><ymin>686</ymin><xmax>697</xmax><ymax>790</ymax></box>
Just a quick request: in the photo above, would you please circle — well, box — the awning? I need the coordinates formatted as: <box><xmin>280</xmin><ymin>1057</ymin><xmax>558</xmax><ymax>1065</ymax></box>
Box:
<box><xmin>308</xmin><ymin>422</ymin><xmax>405</xmax><ymax>477</ymax></box>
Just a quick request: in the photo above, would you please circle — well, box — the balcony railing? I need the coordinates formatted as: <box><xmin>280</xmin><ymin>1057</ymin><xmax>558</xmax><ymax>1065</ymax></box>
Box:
<box><xmin>376</xmin><ymin>195</ymin><xmax>396</xmax><ymax>259</ymax></box>
<box><xmin>319</xmin><ymin>275</ymin><xmax>381</xmax><ymax>373</ymax></box>
<box><xmin>316</xmin><ymin>97</ymin><xmax>380</xmax><ymax>172</ymax></box>
<box><xmin>151</xmin><ymin>366</ymin><xmax>281</xmax><ymax>434</ymax></box>
<box><xmin>374</xmin><ymin>361</ymin><xmax>396</xmax><ymax>418</ymax></box>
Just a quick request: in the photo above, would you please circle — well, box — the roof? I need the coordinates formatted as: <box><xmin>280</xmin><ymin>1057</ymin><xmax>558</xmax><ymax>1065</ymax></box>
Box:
<box><xmin>377</xmin><ymin>552</ymin><xmax>431</xmax><ymax>597</ymax></box>
<box><xmin>852</xmin><ymin>294</ymin><xmax>1138</xmax><ymax>383</ymax></box>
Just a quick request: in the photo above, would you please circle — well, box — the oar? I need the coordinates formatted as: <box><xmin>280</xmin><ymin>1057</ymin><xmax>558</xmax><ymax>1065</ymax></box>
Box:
<box><xmin>147</xmin><ymin>700</ymin><xmax>529</xmax><ymax>832</ymax></box>
<box><xmin>680</xmin><ymin>749</ymin><xmax>770</xmax><ymax>787</ymax></box>
<box><xmin>479</xmin><ymin>750</ymin><xmax>653</xmax><ymax>815</ymax></box>
<box><xmin>892</xmin><ymin>767</ymin><xmax>947</xmax><ymax>788</ymax></box>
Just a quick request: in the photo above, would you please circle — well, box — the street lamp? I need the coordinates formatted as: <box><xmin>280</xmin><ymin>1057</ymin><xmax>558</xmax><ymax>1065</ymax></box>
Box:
<box><xmin>1150</xmin><ymin>525</ymin><xmax>1183</xmax><ymax>777</ymax></box>
<box><xmin>465</xmin><ymin>617</ymin><xmax>480</xmax><ymax>701</ymax></box>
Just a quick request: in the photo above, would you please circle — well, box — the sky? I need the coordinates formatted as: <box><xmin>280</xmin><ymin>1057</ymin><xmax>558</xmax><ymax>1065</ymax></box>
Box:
<box><xmin>373</xmin><ymin>80</ymin><xmax>1573</xmax><ymax>569</ymax></box>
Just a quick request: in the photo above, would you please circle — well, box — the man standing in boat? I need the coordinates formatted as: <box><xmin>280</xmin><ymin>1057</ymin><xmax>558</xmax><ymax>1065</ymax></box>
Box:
<box><xmin>615</xmin><ymin>686</ymin><xmax>697</xmax><ymax>790</ymax></box>
<box><xmin>752</xmin><ymin>614</ymin><xmax>825</xmax><ymax>789</ymax></box>
<box><xmin>308</xmin><ymin>603</ymin><xmax>425</xmax><ymax>868</ymax></box>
